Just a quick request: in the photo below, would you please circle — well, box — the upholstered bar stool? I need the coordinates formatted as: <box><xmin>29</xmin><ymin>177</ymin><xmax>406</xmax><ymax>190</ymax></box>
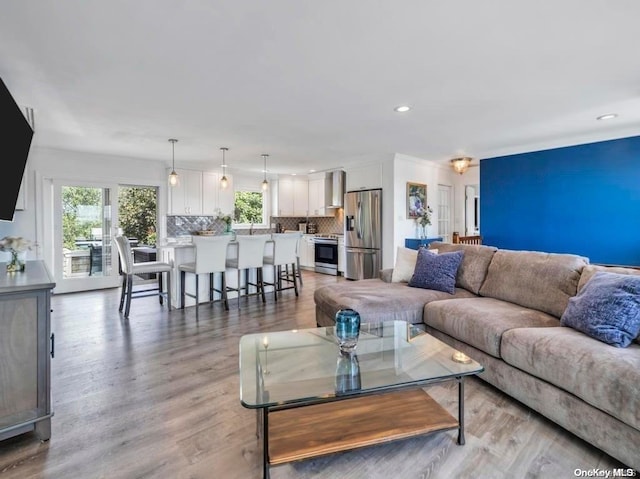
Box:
<box><xmin>115</xmin><ymin>235</ymin><xmax>172</xmax><ymax>319</ymax></box>
<box><xmin>279</xmin><ymin>232</ymin><xmax>303</xmax><ymax>288</ymax></box>
<box><xmin>263</xmin><ymin>233</ymin><xmax>299</xmax><ymax>301</ymax></box>
<box><xmin>179</xmin><ymin>235</ymin><xmax>232</xmax><ymax>319</ymax></box>
<box><xmin>225</xmin><ymin>234</ymin><xmax>270</xmax><ymax>309</ymax></box>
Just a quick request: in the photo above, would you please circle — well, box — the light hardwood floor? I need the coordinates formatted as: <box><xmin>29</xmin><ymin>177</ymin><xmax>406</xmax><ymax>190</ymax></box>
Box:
<box><xmin>0</xmin><ymin>271</ymin><xmax>626</xmax><ymax>479</ymax></box>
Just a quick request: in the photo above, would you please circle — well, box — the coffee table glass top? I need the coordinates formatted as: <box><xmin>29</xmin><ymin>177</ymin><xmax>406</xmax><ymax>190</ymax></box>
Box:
<box><xmin>239</xmin><ymin>321</ymin><xmax>483</xmax><ymax>408</ymax></box>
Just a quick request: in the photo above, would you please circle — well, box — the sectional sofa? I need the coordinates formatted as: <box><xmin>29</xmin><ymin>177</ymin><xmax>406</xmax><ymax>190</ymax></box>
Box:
<box><xmin>314</xmin><ymin>242</ymin><xmax>640</xmax><ymax>469</ymax></box>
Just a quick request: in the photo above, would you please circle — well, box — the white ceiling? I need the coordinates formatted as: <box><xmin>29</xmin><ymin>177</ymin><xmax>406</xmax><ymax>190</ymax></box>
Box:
<box><xmin>2</xmin><ymin>0</ymin><xmax>640</xmax><ymax>176</ymax></box>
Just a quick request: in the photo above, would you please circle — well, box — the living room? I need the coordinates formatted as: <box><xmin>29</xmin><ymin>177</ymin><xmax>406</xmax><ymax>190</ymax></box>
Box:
<box><xmin>1</xmin><ymin>2</ymin><xmax>639</xmax><ymax>478</ymax></box>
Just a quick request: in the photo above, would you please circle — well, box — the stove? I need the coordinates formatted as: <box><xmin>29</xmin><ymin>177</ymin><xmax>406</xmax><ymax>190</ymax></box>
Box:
<box><xmin>313</xmin><ymin>235</ymin><xmax>340</xmax><ymax>274</ymax></box>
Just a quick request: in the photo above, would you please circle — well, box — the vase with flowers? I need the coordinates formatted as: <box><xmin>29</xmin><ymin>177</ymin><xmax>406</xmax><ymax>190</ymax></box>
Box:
<box><xmin>0</xmin><ymin>236</ymin><xmax>31</xmax><ymax>272</ymax></box>
<box><xmin>215</xmin><ymin>209</ymin><xmax>233</xmax><ymax>234</ymax></box>
<box><xmin>414</xmin><ymin>205</ymin><xmax>433</xmax><ymax>239</ymax></box>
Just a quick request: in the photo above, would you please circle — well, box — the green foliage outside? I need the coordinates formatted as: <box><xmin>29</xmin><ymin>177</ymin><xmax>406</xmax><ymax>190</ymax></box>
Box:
<box><xmin>62</xmin><ymin>187</ymin><xmax>102</xmax><ymax>250</ymax></box>
<box><xmin>62</xmin><ymin>186</ymin><xmax>158</xmax><ymax>250</ymax></box>
<box><xmin>234</xmin><ymin>191</ymin><xmax>264</xmax><ymax>224</ymax></box>
<box><xmin>118</xmin><ymin>187</ymin><xmax>158</xmax><ymax>245</ymax></box>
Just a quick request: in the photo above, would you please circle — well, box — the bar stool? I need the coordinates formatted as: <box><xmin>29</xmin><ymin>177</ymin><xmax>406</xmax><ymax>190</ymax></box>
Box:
<box><xmin>114</xmin><ymin>235</ymin><xmax>172</xmax><ymax>319</ymax></box>
<box><xmin>279</xmin><ymin>232</ymin><xmax>303</xmax><ymax>288</ymax></box>
<box><xmin>225</xmin><ymin>235</ymin><xmax>270</xmax><ymax>309</ymax></box>
<box><xmin>263</xmin><ymin>233</ymin><xmax>299</xmax><ymax>301</ymax></box>
<box><xmin>179</xmin><ymin>235</ymin><xmax>232</xmax><ymax>318</ymax></box>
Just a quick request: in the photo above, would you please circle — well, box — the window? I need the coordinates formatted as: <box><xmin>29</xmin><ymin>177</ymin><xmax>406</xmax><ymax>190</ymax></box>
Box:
<box><xmin>234</xmin><ymin>189</ymin><xmax>267</xmax><ymax>226</ymax></box>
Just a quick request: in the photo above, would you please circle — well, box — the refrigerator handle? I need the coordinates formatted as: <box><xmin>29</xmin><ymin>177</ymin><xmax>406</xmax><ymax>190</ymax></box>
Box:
<box><xmin>356</xmin><ymin>201</ymin><xmax>362</xmax><ymax>239</ymax></box>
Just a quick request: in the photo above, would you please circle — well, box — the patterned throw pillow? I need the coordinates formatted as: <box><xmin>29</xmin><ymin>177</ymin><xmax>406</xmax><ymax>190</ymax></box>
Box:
<box><xmin>408</xmin><ymin>249</ymin><xmax>464</xmax><ymax>294</ymax></box>
<box><xmin>391</xmin><ymin>247</ymin><xmax>438</xmax><ymax>283</ymax></box>
<box><xmin>560</xmin><ymin>271</ymin><xmax>640</xmax><ymax>347</ymax></box>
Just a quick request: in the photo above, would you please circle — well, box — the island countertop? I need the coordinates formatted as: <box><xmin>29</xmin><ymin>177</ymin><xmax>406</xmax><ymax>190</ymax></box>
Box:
<box><xmin>0</xmin><ymin>260</ymin><xmax>55</xmax><ymax>294</ymax></box>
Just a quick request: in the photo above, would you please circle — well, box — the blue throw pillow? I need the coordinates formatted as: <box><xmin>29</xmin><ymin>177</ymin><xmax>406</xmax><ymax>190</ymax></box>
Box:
<box><xmin>408</xmin><ymin>249</ymin><xmax>464</xmax><ymax>294</ymax></box>
<box><xmin>560</xmin><ymin>271</ymin><xmax>640</xmax><ymax>347</ymax></box>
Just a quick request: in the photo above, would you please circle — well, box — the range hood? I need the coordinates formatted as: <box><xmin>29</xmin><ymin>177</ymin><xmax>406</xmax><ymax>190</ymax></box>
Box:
<box><xmin>325</xmin><ymin>170</ymin><xmax>346</xmax><ymax>208</ymax></box>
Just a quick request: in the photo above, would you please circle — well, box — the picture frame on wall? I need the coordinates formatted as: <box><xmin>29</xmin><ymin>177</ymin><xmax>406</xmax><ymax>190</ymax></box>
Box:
<box><xmin>406</xmin><ymin>182</ymin><xmax>427</xmax><ymax>219</ymax></box>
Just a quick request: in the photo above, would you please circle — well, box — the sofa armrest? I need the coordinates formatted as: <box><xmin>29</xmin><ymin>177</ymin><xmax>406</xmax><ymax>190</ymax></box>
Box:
<box><xmin>379</xmin><ymin>268</ymin><xmax>393</xmax><ymax>283</ymax></box>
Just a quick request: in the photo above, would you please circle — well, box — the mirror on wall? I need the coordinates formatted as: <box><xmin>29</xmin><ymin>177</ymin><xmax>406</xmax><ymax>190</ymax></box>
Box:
<box><xmin>465</xmin><ymin>184</ymin><xmax>479</xmax><ymax>235</ymax></box>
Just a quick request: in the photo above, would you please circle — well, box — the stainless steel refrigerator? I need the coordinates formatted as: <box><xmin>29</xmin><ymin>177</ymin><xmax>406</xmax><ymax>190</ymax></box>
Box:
<box><xmin>344</xmin><ymin>188</ymin><xmax>382</xmax><ymax>280</ymax></box>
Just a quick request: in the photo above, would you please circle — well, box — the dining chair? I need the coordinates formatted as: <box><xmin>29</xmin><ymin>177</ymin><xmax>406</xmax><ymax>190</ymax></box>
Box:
<box><xmin>263</xmin><ymin>233</ymin><xmax>299</xmax><ymax>301</ymax></box>
<box><xmin>114</xmin><ymin>235</ymin><xmax>172</xmax><ymax>319</ymax></box>
<box><xmin>225</xmin><ymin>234</ymin><xmax>270</xmax><ymax>308</ymax></box>
<box><xmin>178</xmin><ymin>235</ymin><xmax>232</xmax><ymax>319</ymax></box>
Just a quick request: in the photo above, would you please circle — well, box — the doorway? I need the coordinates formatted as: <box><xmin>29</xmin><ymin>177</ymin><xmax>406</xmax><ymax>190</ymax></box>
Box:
<box><xmin>465</xmin><ymin>185</ymin><xmax>480</xmax><ymax>235</ymax></box>
<box><xmin>51</xmin><ymin>181</ymin><xmax>158</xmax><ymax>294</ymax></box>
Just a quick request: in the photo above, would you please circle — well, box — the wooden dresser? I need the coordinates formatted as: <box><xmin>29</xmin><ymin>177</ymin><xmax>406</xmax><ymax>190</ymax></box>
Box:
<box><xmin>0</xmin><ymin>260</ymin><xmax>55</xmax><ymax>441</ymax></box>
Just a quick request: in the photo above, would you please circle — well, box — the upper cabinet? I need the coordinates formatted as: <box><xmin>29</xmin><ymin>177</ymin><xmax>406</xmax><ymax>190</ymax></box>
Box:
<box><xmin>202</xmin><ymin>172</ymin><xmax>234</xmax><ymax>215</ymax></box>
<box><xmin>168</xmin><ymin>168</ymin><xmax>233</xmax><ymax>216</ymax></box>
<box><xmin>272</xmin><ymin>177</ymin><xmax>309</xmax><ymax>217</ymax></box>
<box><xmin>168</xmin><ymin>168</ymin><xmax>202</xmax><ymax>215</ymax></box>
<box><xmin>345</xmin><ymin>162</ymin><xmax>382</xmax><ymax>192</ymax></box>
<box><xmin>308</xmin><ymin>173</ymin><xmax>334</xmax><ymax>217</ymax></box>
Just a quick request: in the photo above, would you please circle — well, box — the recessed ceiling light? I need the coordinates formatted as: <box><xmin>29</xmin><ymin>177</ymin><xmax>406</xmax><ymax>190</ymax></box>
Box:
<box><xmin>596</xmin><ymin>113</ymin><xmax>618</xmax><ymax>121</ymax></box>
<box><xmin>309</xmin><ymin>169</ymin><xmax>316</xmax><ymax>173</ymax></box>
<box><xmin>394</xmin><ymin>105</ymin><xmax>411</xmax><ymax>113</ymax></box>
<box><xmin>292</xmin><ymin>173</ymin><xmax>297</xmax><ymax>176</ymax></box>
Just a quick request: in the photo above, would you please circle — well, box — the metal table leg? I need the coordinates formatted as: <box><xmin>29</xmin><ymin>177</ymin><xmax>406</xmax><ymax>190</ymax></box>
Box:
<box><xmin>262</xmin><ymin>408</ymin><xmax>270</xmax><ymax>479</ymax></box>
<box><xmin>457</xmin><ymin>377</ymin><xmax>465</xmax><ymax>445</ymax></box>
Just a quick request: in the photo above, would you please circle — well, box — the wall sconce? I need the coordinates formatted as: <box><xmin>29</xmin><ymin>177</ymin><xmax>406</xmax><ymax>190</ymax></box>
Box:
<box><xmin>168</xmin><ymin>139</ymin><xmax>179</xmax><ymax>186</ymax></box>
<box><xmin>451</xmin><ymin>157</ymin><xmax>473</xmax><ymax>175</ymax></box>
<box><xmin>261</xmin><ymin>154</ymin><xmax>269</xmax><ymax>191</ymax></box>
<box><xmin>220</xmin><ymin>147</ymin><xmax>229</xmax><ymax>189</ymax></box>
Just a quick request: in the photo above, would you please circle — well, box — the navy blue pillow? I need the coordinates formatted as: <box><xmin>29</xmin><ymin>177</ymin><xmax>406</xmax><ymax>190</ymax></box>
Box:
<box><xmin>408</xmin><ymin>249</ymin><xmax>464</xmax><ymax>294</ymax></box>
<box><xmin>560</xmin><ymin>271</ymin><xmax>640</xmax><ymax>347</ymax></box>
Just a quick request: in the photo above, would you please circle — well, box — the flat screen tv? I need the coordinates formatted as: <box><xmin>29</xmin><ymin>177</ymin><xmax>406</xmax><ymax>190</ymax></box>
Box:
<box><xmin>0</xmin><ymin>77</ymin><xmax>34</xmax><ymax>221</ymax></box>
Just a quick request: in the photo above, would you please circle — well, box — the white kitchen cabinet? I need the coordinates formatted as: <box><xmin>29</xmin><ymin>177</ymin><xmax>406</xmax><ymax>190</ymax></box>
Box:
<box><xmin>308</xmin><ymin>175</ymin><xmax>334</xmax><ymax>217</ymax></box>
<box><xmin>299</xmin><ymin>234</ymin><xmax>316</xmax><ymax>269</ymax></box>
<box><xmin>202</xmin><ymin>172</ymin><xmax>234</xmax><ymax>215</ymax></box>
<box><xmin>345</xmin><ymin>162</ymin><xmax>382</xmax><ymax>192</ymax></box>
<box><xmin>168</xmin><ymin>168</ymin><xmax>203</xmax><ymax>215</ymax></box>
<box><xmin>272</xmin><ymin>177</ymin><xmax>309</xmax><ymax>217</ymax></box>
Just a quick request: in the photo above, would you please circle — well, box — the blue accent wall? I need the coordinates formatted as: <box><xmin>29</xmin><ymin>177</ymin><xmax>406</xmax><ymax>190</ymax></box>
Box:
<box><xmin>481</xmin><ymin>135</ymin><xmax>640</xmax><ymax>265</ymax></box>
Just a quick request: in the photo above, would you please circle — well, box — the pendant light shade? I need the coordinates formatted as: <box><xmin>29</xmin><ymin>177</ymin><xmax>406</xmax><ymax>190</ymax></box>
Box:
<box><xmin>220</xmin><ymin>147</ymin><xmax>229</xmax><ymax>189</ymax></box>
<box><xmin>168</xmin><ymin>139</ymin><xmax>179</xmax><ymax>186</ymax></box>
<box><xmin>261</xmin><ymin>154</ymin><xmax>269</xmax><ymax>191</ymax></box>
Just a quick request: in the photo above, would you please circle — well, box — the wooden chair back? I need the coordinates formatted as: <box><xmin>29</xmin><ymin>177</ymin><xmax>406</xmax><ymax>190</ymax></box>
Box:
<box><xmin>452</xmin><ymin>233</ymin><xmax>482</xmax><ymax>245</ymax></box>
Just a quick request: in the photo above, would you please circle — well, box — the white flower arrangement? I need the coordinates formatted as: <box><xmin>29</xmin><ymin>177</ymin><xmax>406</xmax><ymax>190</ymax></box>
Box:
<box><xmin>0</xmin><ymin>236</ymin><xmax>31</xmax><ymax>253</ymax></box>
<box><xmin>214</xmin><ymin>209</ymin><xmax>232</xmax><ymax>226</ymax></box>
<box><xmin>415</xmin><ymin>206</ymin><xmax>433</xmax><ymax>227</ymax></box>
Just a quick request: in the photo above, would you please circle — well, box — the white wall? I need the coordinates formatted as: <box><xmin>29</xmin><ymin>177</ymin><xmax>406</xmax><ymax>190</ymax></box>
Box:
<box><xmin>391</xmin><ymin>153</ymin><xmax>457</xmax><ymax>265</ymax></box>
<box><xmin>0</xmin><ymin>146</ymin><xmax>168</xmax><ymax>267</ymax></box>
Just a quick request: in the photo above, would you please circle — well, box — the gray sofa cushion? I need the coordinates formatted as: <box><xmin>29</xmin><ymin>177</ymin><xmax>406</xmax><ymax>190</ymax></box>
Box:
<box><xmin>479</xmin><ymin>249</ymin><xmax>587</xmax><ymax>318</ymax></box>
<box><xmin>578</xmin><ymin>264</ymin><xmax>640</xmax><ymax>292</ymax></box>
<box><xmin>501</xmin><ymin>327</ymin><xmax>640</xmax><ymax>430</ymax></box>
<box><xmin>428</xmin><ymin>242</ymin><xmax>497</xmax><ymax>294</ymax></box>
<box><xmin>424</xmin><ymin>297</ymin><xmax>559</xmax><ymax>358</ymax></box>
<box><xmin>314</xmin><ymin>279</ymin><xmax>476</xmax><ymax>325</ymax></box>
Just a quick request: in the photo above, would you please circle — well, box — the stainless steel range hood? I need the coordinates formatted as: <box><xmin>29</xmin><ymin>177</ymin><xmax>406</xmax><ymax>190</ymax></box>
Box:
<box><xmin>325</xmin><ymin>170</ymin><xmax>346</xmax><ymax>208</ymax></box>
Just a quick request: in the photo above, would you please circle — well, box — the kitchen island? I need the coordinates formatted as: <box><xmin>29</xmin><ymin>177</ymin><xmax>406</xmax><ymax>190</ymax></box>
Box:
<box><xmin>158</xmin><ymin>238</ymin><xmax>276</xmax><ymax>309</ymax></box>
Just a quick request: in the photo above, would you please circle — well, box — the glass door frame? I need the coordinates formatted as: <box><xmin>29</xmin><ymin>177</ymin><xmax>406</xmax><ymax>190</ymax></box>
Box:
<box><xmin>52</xmin><ymin>179</ymin><xmax>121</xmax><ymax>294</ymax></box>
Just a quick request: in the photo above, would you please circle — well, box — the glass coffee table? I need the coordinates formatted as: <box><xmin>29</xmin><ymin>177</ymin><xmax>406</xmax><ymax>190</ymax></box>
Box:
<box><xmin>239</xmin><ymin>321</ymin><xmax>483</xmax><ymax>479</ymax></box>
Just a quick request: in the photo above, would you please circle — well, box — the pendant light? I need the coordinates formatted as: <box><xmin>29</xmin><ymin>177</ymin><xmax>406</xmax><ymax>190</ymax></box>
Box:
<box><xmin>220</xmin><ymin>147</ymin><xmax>229</xmax><ymax>189</ymax></box>
<box><xmin>168</xmin><ymin>139</ymin><xmax>179</xmax><ymax>186</ymax></box>
<box><xmin>261</xmin><ymin>154</ymin><xmax>269</xmax><ymax>191</ymax></box>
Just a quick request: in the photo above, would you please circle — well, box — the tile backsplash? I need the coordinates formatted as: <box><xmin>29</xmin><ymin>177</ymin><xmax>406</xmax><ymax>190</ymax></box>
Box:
<box><xmin>167</xmin><ymin>213</ymin><xmax>344</xmax><ymax>237</ymax></box>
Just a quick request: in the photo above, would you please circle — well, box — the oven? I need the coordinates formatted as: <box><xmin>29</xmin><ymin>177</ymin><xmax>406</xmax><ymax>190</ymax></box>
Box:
<box><xmin>314</xmin><ymin>237</ymin><xmax>338</xmax><ymax>275</ymax></box>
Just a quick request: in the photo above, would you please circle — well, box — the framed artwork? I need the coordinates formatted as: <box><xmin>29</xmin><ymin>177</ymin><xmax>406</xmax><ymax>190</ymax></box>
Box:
<box><xmin>406</xmin><ymin>182</ymin><xmax>427</xmax><ymax>219</ymax></box>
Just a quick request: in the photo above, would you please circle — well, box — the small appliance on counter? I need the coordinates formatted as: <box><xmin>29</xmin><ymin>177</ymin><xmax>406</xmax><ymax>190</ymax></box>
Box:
<box><xmin>298</xmin><ymin>222</ymin><xmax>307</xmax><ymax>233</ymax></box>
<box><xmin>307</xmin><ymin>222</ymin><xmax>318</xmax><ymax>234</ymax></box>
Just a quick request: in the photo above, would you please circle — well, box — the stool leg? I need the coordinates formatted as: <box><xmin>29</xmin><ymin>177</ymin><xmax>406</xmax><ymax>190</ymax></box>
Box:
<box><xmin>209</xmin><ymin>272</ymin><xmax>214</xmax><ymax>302</ymax></box>
<box><xmin>158</xmin><ymin>272</ymin><xmax>164</xmax><ymax>305</ymax></box>
<box><xmin>297</xmin><ymin>257</ymin><xmax>303</xmax><ymax>287</ymax></box>
<box><xmin>259</xmin><ymin>267</ymin><xmax>266</xmax><ymax>303</ymax></box>
<box><xmin>195</xmin><ymin>274</ymin><xmax>199</xmax><ymax>319</ymax></box>
<box><xmin>273</xmin><ymin>265</ymin><xmax>279</xmax><ymax>302</ymax></box>
<box><xmin>119</xmin><ymin>275</ymin><xmax>126</xmax><ymax>312</ymax></box>
<box><xmin>180</xmin><ymin>270</ymin><xmax>186</xmax><ymax>310</ymax></box>
<box><xmin>222</xmin><ymin>272</ymin><xmax>229</xmax><ymax>311</ymax></box>
<box><xmin>124</xmin><ymin>274</ymin><xmax>133</xmax><ymax>318</ymax></box>
<box><xmin>237</xmin><ymin>270</ymin><xmax>241</xmax><ymax>309</ymax></box>
<box><xmin>166</xmin><ymin>271</ymin><xmax>172</xmax><ymax>311</ymax></box>
<box><xmin>292</xmin><ymin>263</ymin><xmax>299</xmax><ymax>297</ymax></box>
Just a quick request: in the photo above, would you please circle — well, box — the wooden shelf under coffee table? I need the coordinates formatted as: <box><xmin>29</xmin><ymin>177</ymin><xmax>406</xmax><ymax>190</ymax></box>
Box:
<box><xmin>239</xmin><ymin>321</ymin><xmax>483</xmax><ymax>479</ymax></box>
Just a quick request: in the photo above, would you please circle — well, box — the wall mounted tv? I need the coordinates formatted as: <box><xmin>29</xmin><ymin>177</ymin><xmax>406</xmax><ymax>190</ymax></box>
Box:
<box><xmin>0</xmin><ymin>77</ymin><xmax>34</xmax><ymax>221</ymax></box>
